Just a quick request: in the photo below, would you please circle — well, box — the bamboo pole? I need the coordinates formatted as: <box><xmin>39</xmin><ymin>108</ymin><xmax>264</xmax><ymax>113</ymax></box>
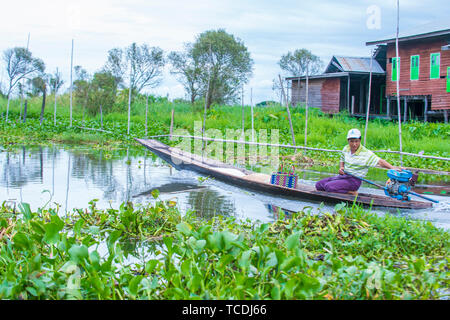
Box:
<box><xmin>70</xmin><ymin>39</ymin><xmax>74</xmax><ymax>127</ymax></box>
<box><xmin>241</xmin><ymin>85</ymin><xmax>245</xmax><ymax>139</ymax></box>
<box><xmin>100</xmin><ymin>104</ymin><xmax>103</xmax><ymax>130</ymax></box>
<box><xmin>251</xmin><ymin>87</ymin><xmax>254</xmax><ymax>142</ymax></box>
<box><xmin>278</xmin><ymin>75</ymin><xmax>296</xmax><ymax>146</ymax></box>
<box><xmin>22</xmin><ymin>100</ymin><xmax>27</xmax><ymax>123</ymax></box>
<box><xmin>364</xmin><ymin>51</ymin><xmax>373</xmax><ymax>146</ymax></box>
<box><xmin>202</xmin><ymin>44</ymin><xmax>212</xmax><ymax>155</ymax></box>
<box><xmin>127</xmin><ymin>63</ymin><xmax>132</xmax><ymax>135</ymax></box>
<box><xmin>202</xmin><ymin>73</ymin><xmax>211</xmax><ymax>154</ymax></box>
<box><xmin>65</xmin><ymin>154</ymin><xmax>71</xmax><ymax>216</ymax></box>
<box><xmin>305</xmin><ymin>64</ymin><xmax>309</xmax><ymax>146</ymax></box>
<box><xmin>170</xmin><ymin>108</ymin><xmax>174</xmax><ymax>141</ymax></box>
<box><xmin>54</xmin><ymin>67</ymin><xmax>58</xmax><ymax>126</ymax></box>
<box><xmin>5</xmin><ymin>94</ymin><xmax>11</xmax><ymax>122</ymax></box>
<box><xmin>19</xmin><ymin>33</ymin><xmax>30</xmax><ymax>121</ymax></box>
<box><xmin>395</xmin><ymin>0</ymin><xmax>403</xmax><ymax>165</ymax></box>
<box><xmin>145</xmin><ymin>94</ymin><xmax>149</xmax><ymax>138</ymax></box>
<box><xmin>146</xmin><ymin>134</ymin><xmax>450</xmax><ymax>161</ymax></box>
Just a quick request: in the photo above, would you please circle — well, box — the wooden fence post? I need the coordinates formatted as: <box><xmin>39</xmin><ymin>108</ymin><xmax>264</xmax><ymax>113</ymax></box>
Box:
<box><xmin>364</xmin><ymin>52</ymin><xmax>373</xmax><ymax>146</ymax></box>
<box><xmin>251</xmin><ymin>88</ymin><xmax>254</xmax><ymax>142</ymax></box>
<box><xmin>69</xmin><ymin>39</ymin><xmax>74</xmax><ymax>127</ymax></box>
<box><xmin>145</xmin><ymin>95</ymin><xmax>149</xmax><ymax>138</ymax></box>
<box><xmin>100</xmin><ymin>105</ymin><xmax>103</xmax><ymax>130</ymax></box>
<box><xmin>241</xmin><ymin>85</ymin><xmax>245</xmax><ymax>139</ymax></box>
<box><xmin>54</xmin><ymin>68</ymin><xmax>58</xmax><ymax>126</ymax></box>
<box><xmin>23</xmin><ymin>100</ymin><xmax>28</xmax><ymax>123</ymax></box>
<box><xmin>170</xmin><ymin>108</ymin><xmax>174</xmax><ymax>141</ymax></box>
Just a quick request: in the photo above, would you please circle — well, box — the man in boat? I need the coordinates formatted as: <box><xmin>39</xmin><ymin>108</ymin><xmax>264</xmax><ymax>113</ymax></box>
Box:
<box><xmin>315</xmin><ymin>129</ymin><xmax>399</xmax><ymax>195</ymax></box>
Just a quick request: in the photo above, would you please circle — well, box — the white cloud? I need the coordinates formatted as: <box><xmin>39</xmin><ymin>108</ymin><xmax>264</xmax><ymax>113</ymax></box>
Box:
<box><xmin>0</xmin><ymin>0</ymin><xmax>447</xmax><ymax>103</ymax></box>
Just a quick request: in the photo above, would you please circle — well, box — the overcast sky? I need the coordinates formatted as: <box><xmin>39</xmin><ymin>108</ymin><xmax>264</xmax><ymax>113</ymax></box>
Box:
<box><xmin>1</xmin><ymin>0</ymin><xmax>448</xmax><ymax>104</ymax></box>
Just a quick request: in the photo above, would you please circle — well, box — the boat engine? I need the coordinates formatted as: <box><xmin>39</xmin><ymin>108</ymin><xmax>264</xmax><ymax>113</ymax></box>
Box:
<box><xmin>384</xmin><ymin>170</ymin><xmax>418</xmax><ymax>201</ymax></box>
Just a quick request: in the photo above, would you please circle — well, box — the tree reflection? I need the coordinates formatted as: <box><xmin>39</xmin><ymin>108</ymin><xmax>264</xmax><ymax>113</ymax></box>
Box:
<box><xmin>1</xmin><ymin>145</ymin><xmax>237</xmax><ymax>219</ymax></box>
<box><xmin>186</xmin><ymin>189</ymin><xmax>236</xmax><ymax>219</ymax></box>
<box><xmin>1</xmin><ymin>148</ymin><xmax>44</xmax><ymax>188</ymax></box>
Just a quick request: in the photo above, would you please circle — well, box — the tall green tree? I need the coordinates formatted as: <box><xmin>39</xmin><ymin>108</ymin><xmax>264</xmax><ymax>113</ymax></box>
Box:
<box><xmin>278</xmin><ymin>48</ymin><xmax>323</xmax><ymax>77</ymax></box>
<box><xmin>2</xmin><ymin>47</ymin><xmax>45</xmax><ymax>121</ymax></box>
<box><xmin>49</xmin><ymin>69</ymin><xmax>64</xmax><ymax>125</ymax></box>
<box><xmin>279</xmin><ymin>49</ymin><xmax>323</xmax><ymax>146</ymax></box>
<box><xmin>71</xmin><ymin>67</ymin><xmax>119</xmax><ymax>117</ymax></box>
<box><xmin>103</xmin><ymin>42</ymin><xmax>165</xmax><ymax>134</ymax></box>
<box><xmin>73</xmin><ymin>66</ymin><xmax>91</xmax><ymax>122</ymax></box>
<box><xmin>49</xmin><ymin>69</ymin><xmax>64</xmax><ymax>95</ymax></box>
<box><xmin>191</xmin><ymin>29</ymin><xmax>253</xmax><ymax>109</ymax></box>
<box><xmin>29</xmin><ymin>74</ymin><xmax>48</xmax><ymax>125</ymax></box>
<box><xmin>88</xmin><ymin>71</ymin><xmax>120</xmax><ymax>115</ymax></box>
<box><xmin>168</xmin><ymin>43</ymin><xmax>202</xmax><ymax>104</ymax></box>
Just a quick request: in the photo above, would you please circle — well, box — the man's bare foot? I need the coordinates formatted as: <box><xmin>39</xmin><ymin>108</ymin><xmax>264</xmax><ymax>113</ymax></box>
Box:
<box><xmin>348</xmin><ymin>191</ymin><xmax>358</xmax><ymax>196</ymax></box>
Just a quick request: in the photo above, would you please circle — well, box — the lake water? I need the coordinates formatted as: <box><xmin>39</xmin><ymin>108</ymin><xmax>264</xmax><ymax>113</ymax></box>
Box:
<box><xmin>1</xmin><ymin>144</ymin><xmax>449</xmax><ymax>230</ymax></box>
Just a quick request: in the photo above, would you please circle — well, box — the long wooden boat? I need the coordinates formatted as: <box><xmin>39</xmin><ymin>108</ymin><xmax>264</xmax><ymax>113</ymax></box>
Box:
<box><xmin>136</xmin><ymin>139</ymin><xmax>433</xmax><ymax>209</ymax></box>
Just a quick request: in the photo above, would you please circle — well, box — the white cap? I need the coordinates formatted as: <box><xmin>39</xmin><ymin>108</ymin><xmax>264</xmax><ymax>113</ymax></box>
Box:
<box><xmin>347</xmin><ymin>128</ymin><xmax>361</xmax><ymax>140</ymax></box>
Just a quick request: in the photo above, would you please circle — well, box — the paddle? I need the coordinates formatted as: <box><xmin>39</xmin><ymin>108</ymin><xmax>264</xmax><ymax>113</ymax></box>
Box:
<box><xmin>343</xmin><ymin>171</ymin><xmax>439</xmax><ymax>204</ymax></box>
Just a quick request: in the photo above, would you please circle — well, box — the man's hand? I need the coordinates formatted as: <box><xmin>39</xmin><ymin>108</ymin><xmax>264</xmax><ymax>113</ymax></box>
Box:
<box><xmin>339</xmin><ymin>168</ymin><xmax>345</xmax><ymax>175</ymax></box>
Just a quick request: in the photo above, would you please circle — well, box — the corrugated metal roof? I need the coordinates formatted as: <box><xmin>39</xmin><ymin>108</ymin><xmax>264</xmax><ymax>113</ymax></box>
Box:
<box><xmin>333</xmin><ymin>56</ymin><xmax>385</xmax><ymax>74</ymax></box>
<box><xmin>366</xmin><ymin>19</ymin><xmax>450</xmax><ymax>45</ymax></box>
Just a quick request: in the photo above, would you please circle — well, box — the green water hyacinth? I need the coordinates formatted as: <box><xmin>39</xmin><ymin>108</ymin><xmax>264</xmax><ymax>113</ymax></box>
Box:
<box><xmin>0</xmin><ymin>199</ymin><xmax>448</xmax><ymax>300</ymax></box>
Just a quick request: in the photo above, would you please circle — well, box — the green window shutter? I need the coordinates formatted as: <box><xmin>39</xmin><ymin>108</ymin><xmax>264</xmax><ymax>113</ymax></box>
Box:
<box><xmin>410</xmin><ymin>55</ymin><xmax>419</xmax><ymax>80</ymax></box>
<box><xmin>447</xmin><ymin>67</ymin><xmax>450</xmax><ymax>93</ymax></box>
<box><xmin>392</xmin><ymin>57</ymin><xmax>400</xmax><ymax>81</ymax></box>
<box><xmin>430</xmin><ymin>53</ymin><xmax>440</xmax><ymax>79</ymax></box>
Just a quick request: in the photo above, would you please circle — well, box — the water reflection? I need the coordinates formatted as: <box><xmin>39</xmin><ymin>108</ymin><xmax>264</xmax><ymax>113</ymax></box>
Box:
<box><xmin>133</xmin><ymin>183</ymin><xmax>206</xmax><ymax>197</ymax></box>
<box><xmin>0</xmin><ymin>145</ymin><xmax>269</xmax><ymax>222</ymax></box>
<box><xmin>1</xmin><ymin>144</ymin><xmax>448</xmax><ymax>229</ymax></box>
<box><xmin>266</xmin><ymin>204</ymin><xmax>294</xmax><ymax>220</ymax></box>
<box><xmin>186</xmin><ymin>189</ymin><xmax>237</xmax><ymax>219</ymax></box>
<box><xmin>2</xmin><ymin>147</ymin><xmax>44</xmax><ymax>188</ymax></box>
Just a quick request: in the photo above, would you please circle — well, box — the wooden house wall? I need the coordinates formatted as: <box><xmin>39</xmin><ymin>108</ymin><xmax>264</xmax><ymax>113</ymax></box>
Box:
<box><xmin>385</xmin><ymin>36</ymin><xmax>450</xmax><ymax>110</ymax></box>
<box><xmin>321</xmin><ymin>78</ymin><xmax>341</xmax><ymax>113</ymax></box>
<box><xmin>291</xmin><ymin>78</ymin><xmax>341</xmax><ymax>113</ymax></box>
<box><xmin>291</xmin><ymin>79</ymin><xmax>323</xmax><ymax>108</ymax></box>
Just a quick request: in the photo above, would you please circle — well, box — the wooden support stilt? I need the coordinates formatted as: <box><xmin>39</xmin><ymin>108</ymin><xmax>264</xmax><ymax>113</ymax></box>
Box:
<box><xmin>424</xmin><ymin>96</ymin><xmax>428</xmax><ymax>122</ymax></box>
<box><xmin>351</xmin><ymin>96</ymin><xmax>355</xmax><ymax>115</ymax></box>
<box><xmin>404</xmin><ymin>98</ymin><xmax>408</xmax><ymax>122</ymax></box>
<box><xmin>386</xmin><ymin>97</ymin><xmax>390</xmax><ymax>118</ymax></box>
<box><xmin>347</xmin><ymin>75</ymin><xmax>351</xmax><ymax>112</ymax></box>
<box><xmin>359</xmin><ymin>81</ymin><xmax>364</xmax><ymax>114</ymax></box>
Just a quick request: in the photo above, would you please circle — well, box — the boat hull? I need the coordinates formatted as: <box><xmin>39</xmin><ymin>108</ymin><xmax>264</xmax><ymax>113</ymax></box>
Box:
<box><xmin>136</xmin><ymin>139</ymin><xmax>433</xmax><ymax>210</ymax></box>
